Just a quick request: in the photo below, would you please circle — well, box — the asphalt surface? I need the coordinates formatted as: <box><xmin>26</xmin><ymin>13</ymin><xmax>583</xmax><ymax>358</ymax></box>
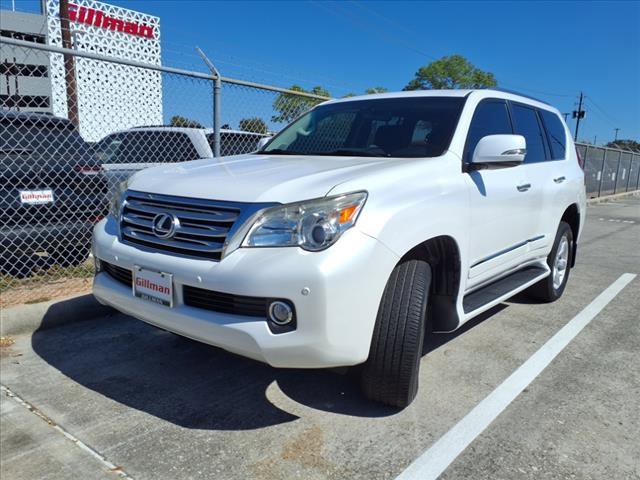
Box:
<box><xmin>1</xmin><ymin>196</ymin><xmax>639</xmax><ymax>480</ymax></box>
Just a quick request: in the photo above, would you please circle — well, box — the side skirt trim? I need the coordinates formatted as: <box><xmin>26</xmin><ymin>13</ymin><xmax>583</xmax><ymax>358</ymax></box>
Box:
<box><xmin>462</xmin><ymin>265</ymin><xmax>549</xmax><ymax>317</ymax></box>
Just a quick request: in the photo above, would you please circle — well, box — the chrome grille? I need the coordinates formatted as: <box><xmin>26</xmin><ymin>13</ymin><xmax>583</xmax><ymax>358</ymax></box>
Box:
<box><xmin>120</xmin><ymin>191</ymin><xmax>242</xmax><ymax>260</ymax></box>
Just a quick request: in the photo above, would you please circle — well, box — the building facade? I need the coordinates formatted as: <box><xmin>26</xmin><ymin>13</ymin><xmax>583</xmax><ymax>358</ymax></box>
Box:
<box><xmin>1</xmin><ymin>0</ymin><xmax>163</xmax><ymax>141</ymax></box>
<box><xmin>0</xmin><ymin>10</ymin><xmax>53</xmax><ymax>113</ymax></box>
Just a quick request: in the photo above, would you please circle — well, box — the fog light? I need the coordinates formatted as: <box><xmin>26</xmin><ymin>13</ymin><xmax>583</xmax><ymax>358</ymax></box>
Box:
<box><xmin>93</xmin><ymin>254</ymin><xmax>102</xmax><ymax>273</ymax></box>
<box><xmin>268</xmin><ymin>300</ymin><xmax>293</xmax><ymax>325</ymax></box>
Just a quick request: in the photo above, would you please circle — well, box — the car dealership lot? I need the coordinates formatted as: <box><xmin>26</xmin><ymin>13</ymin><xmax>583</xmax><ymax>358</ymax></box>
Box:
<box><xmin>1</xmin><ymin>196</ymin><xmax>639</xmax><ymax>480</ymax></box>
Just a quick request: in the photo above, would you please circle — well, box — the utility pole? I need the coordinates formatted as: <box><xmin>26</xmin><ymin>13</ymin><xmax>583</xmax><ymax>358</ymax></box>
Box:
<box><xmin>593</xmin><ymin>135</ymin><xmax>597</xmax><ymax>146</ymax></box>
<box><xmin>614</xmin><ymin>128</ymin><xmax>620</xmax><ymax>141</ymax></box>
<box><xmin>572</xmin><ymin>92</ymin><xmax>585</xmax><ymax>141</ymax></box>
<box><xmin>59</xmin><ymin>0</ymin><xmax>79</xmax><ymax>126</ymax></box>
<box><xmin>562</xmin><ymin>112</ymin><xmax>570</xmax><ymax>122</ymax></box>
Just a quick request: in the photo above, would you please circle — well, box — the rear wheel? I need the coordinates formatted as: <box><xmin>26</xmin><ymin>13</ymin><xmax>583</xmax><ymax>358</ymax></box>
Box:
<box><xmin>361</xmin><ymin>259</ymin><xmax>431</xmax><ymax>408</ymax></box>
<box><xmin>526</xmin><ymin>221</ymin><xmax>573</xmax><ymax>302</ymax></box>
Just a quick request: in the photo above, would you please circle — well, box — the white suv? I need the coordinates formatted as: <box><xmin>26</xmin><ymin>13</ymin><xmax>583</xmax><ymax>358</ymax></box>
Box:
<box><xmin>95</xmin><ymin>126</ymin><xmax>269</xmax><ymax>195</ymax></box>
<box><xmin>92</xmin><ymin>90</ymin><xmax>586</xmax><ymax>407</ymax></box>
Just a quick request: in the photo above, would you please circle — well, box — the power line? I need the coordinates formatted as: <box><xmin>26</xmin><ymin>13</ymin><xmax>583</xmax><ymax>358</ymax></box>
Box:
<box><xmin>584</xmin><ymin>95</ymin><xmax>619</xmax><ymax>126</ymax></box>
<box><xmin>327</xmin><ymin>2</ymin><xmax>576</xmax><ymax>98</ymax></box>
<box><xmin>309</xmin><ymin>0</ymin><xmax>438</xmax><ymax>60</ymax></box>
<box><xmin>350</xmin><ymin>0</ymin><xmax>436</xmax><ymax>55</ymax></box>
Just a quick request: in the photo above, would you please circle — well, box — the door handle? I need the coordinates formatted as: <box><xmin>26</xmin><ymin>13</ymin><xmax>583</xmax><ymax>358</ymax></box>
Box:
<box><xmin>516</xmin><ymin>183</ymin><xmax>531</xmax><ymax>192</ymax></box>
<box><xmin>554</xmin><ymin>176</ymin><xmax>566</xmax><ymax>184</ymax></box>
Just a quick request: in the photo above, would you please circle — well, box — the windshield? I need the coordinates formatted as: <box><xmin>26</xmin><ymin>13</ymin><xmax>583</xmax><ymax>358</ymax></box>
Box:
<box><xmin>261</xmin><ymin>96</ymin><xmax>465</xmax><ymax>158</ymax></box>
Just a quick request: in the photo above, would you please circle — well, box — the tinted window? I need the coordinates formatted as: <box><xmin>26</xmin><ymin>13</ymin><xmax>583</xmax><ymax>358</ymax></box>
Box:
<box><xmin>95</xmin><ymin>131</ymin><xmax>200</xmax><ymax>164</ymax></box>
<box><xmin>1</xmin><ymin>120</ymin><xmax>92</xmax><ymax>165</ymax></box>
<box><xmin>465</xmin><ymin>100</ymin><xmax>512</xmax><ymax>163</ymax></box>
<box><xmin>262</xmin><ymin>97</ymin><xmax>465</xmax><ymax>158</ymax></box>
<box><xmin>540</xmin><ymin>110</ymin><xmax>567</xmax><ymax>160</ymax></box>
<box><xmin>511</xmin><ymin>104</ymin><xmax>547</xmax><ymax>163</ymax></box>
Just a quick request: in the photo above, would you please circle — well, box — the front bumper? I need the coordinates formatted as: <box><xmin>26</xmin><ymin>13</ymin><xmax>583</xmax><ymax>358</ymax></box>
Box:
<box><xmin>92</xmin><ymin>216</ymin><xmax>398</xmax><ymax>368</ymax></box>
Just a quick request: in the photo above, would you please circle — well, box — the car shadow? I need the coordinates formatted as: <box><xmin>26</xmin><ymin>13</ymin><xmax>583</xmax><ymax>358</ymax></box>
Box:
<box><xmin>504</xmin><ymin>292</ymin><xmax>541</xmax><ymax>305</ymax></box>
<box><xmin>423</xmin><ymin>303</ymin><xmax>509</xmax><ymax>354</ymax></box>
<box><xmin>32</xmin><ymin>295</ymin><xmax>508</xmax><ymax>430</ymax></box>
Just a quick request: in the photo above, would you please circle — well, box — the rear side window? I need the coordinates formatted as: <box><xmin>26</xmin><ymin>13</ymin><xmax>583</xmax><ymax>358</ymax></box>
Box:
<box><xmin>510</xmin><ymin>104</ymin><xmax>547</xmax><ymax>164</ymax></box>
<box><xmin>465</xmin><ymin>100</ymin><xmax>512</xmax><ymax>163</ymax></box>
<box><xmin>539</xmin><ymin>110</ymin><xmax>567</xmax><ymax>160</ymax></box>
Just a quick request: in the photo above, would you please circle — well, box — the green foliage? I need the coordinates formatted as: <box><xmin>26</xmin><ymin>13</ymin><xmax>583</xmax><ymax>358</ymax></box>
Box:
<box><xmin>342</xmin><ymin>87</ymin><xmax>388</xmax><ymax>98</ymax></box>
<box><xmin>365</xmin><ymin>87</ymin><xmax>389</xmax><ymax>94</ymax></box>
<box><xmin>239</xmin><ymin>117</ymin><xmax>268</xmax><ymax>134</ymax></box>
<box><xmin>272</xmin><ymin>85</ymin><xmax>330</xmax><ymax>123</ymax></box>
<box><xmin>605</xmin><ymin>139</ymin><xmax>640</xmax><ymax>151</ymax></box>
<box><xmin>403</xmin><ymin>54</ymin><xmax>497</xmax><ymax>90</ymax></box>
<box><xmin>170</xmin><ymin>115</ymin><xmax>204</xmax><ymax>128</ymax></box>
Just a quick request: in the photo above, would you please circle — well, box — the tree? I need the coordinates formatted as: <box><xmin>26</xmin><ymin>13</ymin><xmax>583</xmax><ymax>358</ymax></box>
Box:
<box><xmin>605</xmin><ymin>139</ymin><xmax>640</xmax><ymax>152</ymax></box>
<box><xmin>239</xmin><ymin>117</ymin><xmax>268</xmax><ymax>134</ymax></box>
<box><xmin>272</xmin><ymin>85</ymin><xmax>330</xmax><ymax>123</ymax></box>
<box><xmin>403</xmin><ymin>54</ymin><xmax>497</xmax><ymax>90</ymax></box>
<box><xmin>170</xmin><ymin>115</ymin><xmax>203</xmax><ymax>128</ymax></box>
<box><xmin>365</xmin><ymin>87</ymin><xmax>389</xmax><ymax>94</ymax></box>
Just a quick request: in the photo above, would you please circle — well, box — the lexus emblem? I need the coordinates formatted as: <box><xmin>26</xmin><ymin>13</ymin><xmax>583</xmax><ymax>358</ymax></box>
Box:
<box><xmin>152</xmin><ymin>213</ymin><xmax>179</xmax><ymax>239</ymax></box>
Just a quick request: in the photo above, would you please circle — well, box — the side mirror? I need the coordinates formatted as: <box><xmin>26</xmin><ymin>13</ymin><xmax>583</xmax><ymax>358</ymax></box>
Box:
<box><xmin>256</xmin><ymin>136</ymin><xmax>272</xmax><ymax>151</ymax></box>
<box><xmin>471</xmin><ymin>134</ymin><xmax>526</xmax><ymax>167</ymax></box>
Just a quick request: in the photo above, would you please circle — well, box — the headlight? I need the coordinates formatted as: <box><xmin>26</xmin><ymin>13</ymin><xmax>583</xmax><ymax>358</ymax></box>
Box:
<box><xmin>242</xmin><ymin>192</ymin><xmax>367</xmax><ymax>251</ymax></box>
<box><xmin>109</xmin><ymin>179</ymin><xmax>129</xmax><ymax>218</ymax></box>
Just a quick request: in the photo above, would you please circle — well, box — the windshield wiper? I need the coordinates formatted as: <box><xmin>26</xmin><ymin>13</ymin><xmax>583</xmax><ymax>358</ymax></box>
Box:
<box><xmin>311</xmin><ymin>149</ymin><xmax>387</xmax><ymax>157</ymax></box>
<box><xmin>257</xmin><ymin>148</ymin><xmax>304</xmax><ymax>155</ymax></box>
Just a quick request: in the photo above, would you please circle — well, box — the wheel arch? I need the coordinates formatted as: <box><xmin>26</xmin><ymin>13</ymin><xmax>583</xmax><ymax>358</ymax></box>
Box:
<box><xmin>560</xmin><ymin>203</ymin><xmax>580</xmax><ymax>267</ymax></box>
<box><xmin>398</xmin><ymin>235</ymin><xmax>462</xmax><ymax>332</ymax></box>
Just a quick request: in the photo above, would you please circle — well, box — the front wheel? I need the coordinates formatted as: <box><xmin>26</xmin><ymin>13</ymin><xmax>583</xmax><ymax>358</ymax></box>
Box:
<box><xmin>526</xmin><ymin>221</ymin><xmax>573</xmax><ymax>302</ymax></box>
<box><xmin>360</xmin><ymin>259</ymin><xmax>431</xmax><ymax>408</ymax></box>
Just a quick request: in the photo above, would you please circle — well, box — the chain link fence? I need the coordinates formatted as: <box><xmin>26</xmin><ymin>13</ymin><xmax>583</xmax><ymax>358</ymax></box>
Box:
<box><xmin>1</xmin><ymin>38</ymin><xmax>327</xmax><ymax>307</ymax></box>
<box><xmin>1</xmin><ymin>38</ymin><xmax>639</xmax><ymax>307</ymax></box>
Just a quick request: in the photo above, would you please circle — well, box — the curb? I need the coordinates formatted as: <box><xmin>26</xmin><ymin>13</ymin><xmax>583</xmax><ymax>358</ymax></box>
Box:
<box><xmin>587</xmin><ymin>190</ymin><xmax>640</xmax><ymax>205</ymax></box>
<box><xmin>0</xmin><ymin>294</ymin><xmax>114</xmax><ymax>337</ymax></box>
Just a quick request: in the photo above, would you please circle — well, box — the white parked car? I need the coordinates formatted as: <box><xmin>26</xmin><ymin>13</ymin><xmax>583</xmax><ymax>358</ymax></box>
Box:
<box><xmin>95</xmin><ymin>126</ymin><xmax>270</xmax><ymax>195</ymax></box>
<box><xmin>92</xmin><ymin>90</ymin><xmax>586</xmax><ymax>407</ymax></box>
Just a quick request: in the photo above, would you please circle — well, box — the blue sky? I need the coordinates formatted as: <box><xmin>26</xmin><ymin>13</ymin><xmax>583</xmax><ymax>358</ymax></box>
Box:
<box><xmin>3</xmin><ymin>0</ymin><xmax>639</xmax><ymax>144</ymax></box>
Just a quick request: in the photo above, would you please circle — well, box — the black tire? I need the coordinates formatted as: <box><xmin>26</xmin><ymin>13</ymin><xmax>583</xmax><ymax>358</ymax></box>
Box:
<box><xmin>526</xmin><ymin>221</ymin><xmax>573</xmax><ymax>302</ymax></box>
<box><xmin>361</xmin><ymin>259</ymin><xmax>431</xmax><ymax>408</ymax></box>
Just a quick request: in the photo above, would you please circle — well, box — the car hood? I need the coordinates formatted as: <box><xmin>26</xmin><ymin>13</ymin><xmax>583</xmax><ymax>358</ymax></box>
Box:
<box><xmin>127</xmin><ymin>153</ymin><xmax>387</xmax><ymax>203</ymax></box>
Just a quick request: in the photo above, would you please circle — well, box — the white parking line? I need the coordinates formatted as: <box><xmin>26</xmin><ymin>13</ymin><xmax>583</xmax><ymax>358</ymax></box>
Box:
<box><xmin>396</xmin><ymin>273</ymin><xmax>637</xmax><ymax>480</ymax></box>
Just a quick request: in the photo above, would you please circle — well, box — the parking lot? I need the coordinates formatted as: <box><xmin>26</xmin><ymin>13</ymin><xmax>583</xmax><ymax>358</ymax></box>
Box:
<box><xmin>1</xmin><ymin>196</ymin><xmax>639</xmax><ymax>480</ymax></box>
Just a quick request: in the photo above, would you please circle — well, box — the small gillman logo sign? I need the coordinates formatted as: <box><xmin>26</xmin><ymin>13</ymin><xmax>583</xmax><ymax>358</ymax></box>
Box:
<box><xmin>67</xmin><ymin>3</ymin><xmax>155</xmax><ymax>39</ymax></box>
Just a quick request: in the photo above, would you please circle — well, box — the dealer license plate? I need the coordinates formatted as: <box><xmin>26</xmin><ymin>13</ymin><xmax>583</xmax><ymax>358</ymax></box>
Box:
<box><xmin>20</xmin><ymin>189</ymin><xmax>54</xmax><ymax>205</ymax></box>
<box><xmin>133</xmin><ymin>266</ymin><xmax>173</xmax><ymax>307</ymax></box>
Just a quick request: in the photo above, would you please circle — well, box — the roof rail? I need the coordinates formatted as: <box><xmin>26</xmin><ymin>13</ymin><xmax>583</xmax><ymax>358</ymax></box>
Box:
<box><xmin>483</xmin><ymin>88</ymin><xmax>552</xmax><ymax>106</ymax></box>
